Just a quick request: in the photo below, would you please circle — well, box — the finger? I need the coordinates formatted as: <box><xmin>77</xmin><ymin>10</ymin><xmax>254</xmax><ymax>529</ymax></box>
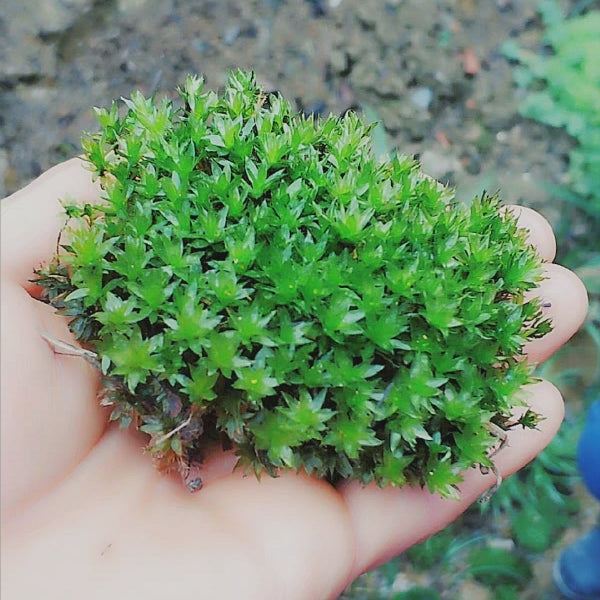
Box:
<box><xmin>506</xmin><ymin>205</ymin><xmax>557</xmax><ymax>262</ymax></box>
<box><xmin>524</xmin><ymin>263</ymin><xmax>588</xmax><ymax>365</ymax></box>
<box><xmin>0</xmin><ymin>284</ymin><xmax>105</xmax><ymax>516</ymax></box>
<box><xmin>0</xmin><ymin>158</ymin><xmax>100</xmax><ymax>296</ymax></box>
<box><xmin>339</xmin><ymin>379</ymin><xmax>564</xmax><ymax>577</ymax></box>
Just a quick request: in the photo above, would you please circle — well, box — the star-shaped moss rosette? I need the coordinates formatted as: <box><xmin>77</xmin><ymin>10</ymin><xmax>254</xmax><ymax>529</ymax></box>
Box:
<box><xmin>35</xmin><ymin>71</ymin><xmax>551</xmax><ymax>498</ymax></box>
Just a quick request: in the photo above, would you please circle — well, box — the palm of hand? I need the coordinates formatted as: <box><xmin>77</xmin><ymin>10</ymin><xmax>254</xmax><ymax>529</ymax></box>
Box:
<box><xmin>1</xmin><ymin>160</ymin><xmax>588</xmax><ymax>600</ymax></box>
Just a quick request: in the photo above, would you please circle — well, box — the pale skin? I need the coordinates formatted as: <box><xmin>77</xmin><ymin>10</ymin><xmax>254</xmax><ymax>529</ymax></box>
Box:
<box><xmin>0</xmin><ymin>159</ymin><xmax>589</xmax><ymax>600</ymax></box>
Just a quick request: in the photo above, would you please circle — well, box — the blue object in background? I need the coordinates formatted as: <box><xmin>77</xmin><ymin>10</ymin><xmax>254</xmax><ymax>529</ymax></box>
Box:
<box><xmin>553</xmin><ymin>400</ymin><xmax>600</xmax><ymax>599</ymax></box>
<box><xmin>578</xmin><ymin>400</ymin><xmax>600</xmax><ymax>502</ymax></box>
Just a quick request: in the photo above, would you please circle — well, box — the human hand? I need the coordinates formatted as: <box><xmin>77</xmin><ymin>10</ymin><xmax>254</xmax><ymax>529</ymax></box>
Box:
<box><xmin>1</xmin><ymin>159</ymin><xmax>588</xmax><ymax>600</ymax></box>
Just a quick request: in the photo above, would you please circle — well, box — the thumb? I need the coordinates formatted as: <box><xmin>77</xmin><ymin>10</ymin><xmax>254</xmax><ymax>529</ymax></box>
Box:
<box><xmin>1</xmin><ymin>158</ymin><xmax>100</xmax><ymax>296</ymax></box>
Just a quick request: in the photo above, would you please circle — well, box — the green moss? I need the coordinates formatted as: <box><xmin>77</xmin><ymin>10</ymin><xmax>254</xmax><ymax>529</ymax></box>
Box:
<box><xmin>35</xmin><ymin>71</ymin><xmax>550</xmax><ymax>497</ymax></box>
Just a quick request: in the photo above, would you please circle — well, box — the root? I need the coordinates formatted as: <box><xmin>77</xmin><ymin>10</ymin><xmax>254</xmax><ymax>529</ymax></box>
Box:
<box><xmin>39</xmin><ymin>330</ymin><xmax>100</xmax><ymax>367</ymax></box>
<box><xmin>153</xmin><ymin>412</ymin><xmax>194</xmax><ymax>446</ymax></box>
<box><xmin>477</xmin><ymin>421</ymin><xmax>509</xmax><ymax>502</ymax></box>
<box><xmin>484</xmin><ymin>421</ymin><xmax>508</xmax><ymax>458</ymax></box>
<box><xmin>478</xmin><ymin>462</ymin><xmax>503</xmax><ymax>503</ymax></box>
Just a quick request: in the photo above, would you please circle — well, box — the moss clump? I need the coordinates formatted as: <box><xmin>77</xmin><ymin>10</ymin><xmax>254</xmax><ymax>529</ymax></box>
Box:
<box><xmin>35</xmin><ymin>71</ymin><xmax>550</xmax><ymax>497</ymax></box>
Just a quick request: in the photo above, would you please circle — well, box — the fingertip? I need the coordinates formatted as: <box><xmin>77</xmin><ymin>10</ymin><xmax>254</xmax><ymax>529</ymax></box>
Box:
<box><xmin>456</xmin><ymin>379</ymin><xmax>565</xmax><ymax>504</ymax></box>
<box><xmin>338</xmin><ymin>379</ymin><xmax>566</xmax><ymax>578</ymax></box>
<box><xmin>505</xmin><ymin>205</ymin><xmax>557</xmax><ymax>262</ymax></box>
<box><xmin>492</xmin><ymin>379</ymin><xmax>565</xmax><ymax>477</ymax></box>
<box><xmin>1</xmin><ymin>157</ymin><xmax>95</xmax><ymax>207</ymax></box>
<box><xmin>525</xmin><ymin>263</ymin><xmax>589</xmax><ymax>364</ymax></box>
<box><xmin>1</xmin><ymin>158</ymin><xmax>100</xmax><ymax>295</ymax></box>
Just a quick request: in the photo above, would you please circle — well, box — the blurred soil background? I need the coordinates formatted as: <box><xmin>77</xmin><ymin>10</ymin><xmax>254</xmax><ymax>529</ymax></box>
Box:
<box><xmin>0</xmin><ymin>0</ymin><xmax>577</xmax><ymax>208</ymax></box>
<box><xmin>1</xmin><ymin>0</ymin><xmax>598</xmax><ymax>598</ymax></box>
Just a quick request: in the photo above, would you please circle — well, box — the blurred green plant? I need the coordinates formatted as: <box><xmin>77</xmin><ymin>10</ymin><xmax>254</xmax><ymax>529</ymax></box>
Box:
<box><xmin>501</xmin><ymin>1</ymin><xmax>600</xmax><ymax>347</ymax></box>
<box><xmin>501</xmin><ymin>7</ymin><xmax>600</xmax><ymax>408</ymax></box>
<box><xmin>392</xmin><ymin>587</ymin><xmax>441</xmax><ymax>600</ymax></box>
<box><xmin>404</xmin><ymin>526</ymin><xmax>460</xmax><ymax>571</ymax></box>
<box><xmin>501</xmin><ymin>1</ymin><xmax>600</xmax><ymax>215</ymax></box>
<box><xmin>464</xmin><ymin>546</ymin><xmax>533</xmax><ymax>588</ymax></box>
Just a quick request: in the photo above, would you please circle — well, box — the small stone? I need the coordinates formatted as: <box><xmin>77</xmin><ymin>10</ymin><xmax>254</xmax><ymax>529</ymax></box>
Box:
<box><xmin>117</xmin><ymin>0</ymin><xmax>150</xmax><ymax>13</ymax></box>
<box><xmin>0</xmin><ymin>0</ymin><xmax>93</xmax><ymax>84</ymax></box>
<box><xmin>329</xmin><ymin>49</ymin><xmax>350</xmax><ymax>75</ymax></box>
<box><xmin>454</xmin><ymin>580</ymin><xmax>490</xmax><ymax>600</ymax></box>
<box><xmin>462</xmin><ymin>47</ymin><xmax>481</xmax><ymax>76</ymax></box>
<box><xmin>410</xmin><ymin>87</ymin><xmax>434</xmax><ymax>110</ymax></box>
<box><xmin>463</xmin><ymin>122</ymin><xmax>483</xmax><ymax>143</ymax></box>
<box><xmin>489</xmin><ymin>537</ymin><xmax>516</xmax><ymax>551</ymax></box>
<box><xmin>37</xmin><ymin>0</ymin><xmax>95</xmax><ymax>35</ymax></box>
<box><xmin>306</xmin><ymin>0</ymin><xmax>328</xmax><ymax>17</ymax></box>
<box><xmin>222</xmin><ymin>25</ymin><xmax>241</xmax><ymax>46</ymax></box>
<box><xmin>420</xmin><ymin>149</ymin><xmax>463</xmax><ymax>180</ymax></box>
<box><xmin>356</xmin><ymin>3</ymin><xmax>378</xmax><ymax>26</ymax></box>
<box><xmin>185</xmin><ymin>477</ymin><xmax>203</xmax><ymax>493</ymax></box>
